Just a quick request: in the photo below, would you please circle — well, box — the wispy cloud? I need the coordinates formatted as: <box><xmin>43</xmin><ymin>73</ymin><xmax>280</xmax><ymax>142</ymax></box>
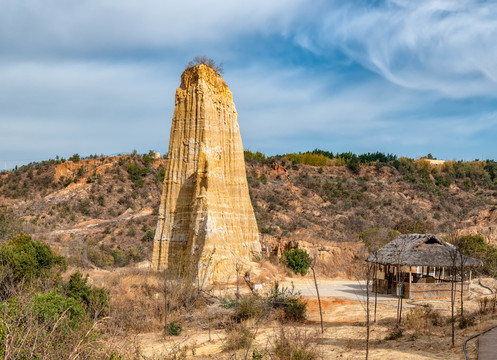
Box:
<box><xmin>299</xmin><ymin>0</ymin><xmax>497</xmax><ymax>98</ymax></box>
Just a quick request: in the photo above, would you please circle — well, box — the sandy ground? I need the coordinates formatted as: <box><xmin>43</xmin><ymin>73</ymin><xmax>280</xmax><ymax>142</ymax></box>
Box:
<box><xmin>133</xmin><ymin>277</ymin><xmax>497</xmax><ymax>359</ymax></box>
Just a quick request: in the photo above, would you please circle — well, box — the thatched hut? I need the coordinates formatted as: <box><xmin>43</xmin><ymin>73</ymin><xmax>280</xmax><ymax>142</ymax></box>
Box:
<box><xmin>366</xmin><ymin>234</ymin><xmax>483</xmax><ymax>299</ymax></box>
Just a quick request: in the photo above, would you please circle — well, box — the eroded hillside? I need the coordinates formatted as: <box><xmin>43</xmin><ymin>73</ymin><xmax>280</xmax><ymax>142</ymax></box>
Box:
<box><xmin>1</xmin><ymin>153</ymin><xmax>496</xmax><ymax>276</ymax></box>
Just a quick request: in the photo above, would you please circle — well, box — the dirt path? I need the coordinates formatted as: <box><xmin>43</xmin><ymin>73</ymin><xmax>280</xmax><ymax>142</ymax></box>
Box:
<box><xmin>293</xmin><ymin>280</ymin><xmax>395</xmax><ymax>302</ymax></box>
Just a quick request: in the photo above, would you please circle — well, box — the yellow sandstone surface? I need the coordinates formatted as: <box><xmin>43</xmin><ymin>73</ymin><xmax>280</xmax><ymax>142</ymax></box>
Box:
<box><xmin>152</xmin><ymin>64</ymin><xmax>261</xmax><ymax>283</ymax></box>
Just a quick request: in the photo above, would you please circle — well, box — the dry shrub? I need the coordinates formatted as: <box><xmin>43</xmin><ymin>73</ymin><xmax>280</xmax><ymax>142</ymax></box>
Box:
<box><xmin>235</xmin><ymin>295</ymin><xmax>267</xmax><ymax>322</ymax></box>
<box><xmin>404</xmin><ymin>304</ymin><xmax>442</xmax><ymax>334</ymax></box>
<box><xmin>270</xmin><ymin>326</ymin><xmax>320</xmax><ymax>360</ymax></box>
<box><xmin>107</xmin><ymin>269</ymin><xmax>164</xmax><ymax>333</ymax></box>
<box><xmin>222</xmin><ymin>322</ymin><xmax>255</xmax><ymax>351</ymax></box>
<box><xmin>458</xmin><ymin>315</ymin><xmax>477</xmax><ymax>329</ymax></box>
<box><xmin>107</xmin><ymin>269</ymin><xmax>206</xmax><ymax>334</ymax></box>
<box><xmin>167</xmin><ymin>279</ymin><xmax>205</xmax><ymax>312</ymax></box>
<box><xmin>478</xmin><ymin>295</ymin><xmax>497</xmax><ymax>315</ymax></box>
<box><xmin>266</xmin><ymin>282</ymin><xmax>307</xmax><ymax>323</ymax></box>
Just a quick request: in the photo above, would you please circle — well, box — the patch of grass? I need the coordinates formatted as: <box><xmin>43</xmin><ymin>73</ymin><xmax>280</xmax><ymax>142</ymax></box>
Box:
<box><xmin>223</xmin><ymin>323</ymin><xmax>255</xmax><ymax>351</ymax></box>
<box><xmin>271</xmin><ymin>327</ymin><xmax>319</xmax><ymax>360</ymax></box>
<box><xmin>235</xmin><ymin>295</ymin><xmax>266</xmax><ymax>321</ymax></box>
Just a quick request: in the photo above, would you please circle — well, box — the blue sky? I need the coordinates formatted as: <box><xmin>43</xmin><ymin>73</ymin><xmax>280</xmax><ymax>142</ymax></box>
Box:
<box><xmin>1</xmin><ymin>0</ymin><xmax>497</xmax><ymax>170</ymax></box>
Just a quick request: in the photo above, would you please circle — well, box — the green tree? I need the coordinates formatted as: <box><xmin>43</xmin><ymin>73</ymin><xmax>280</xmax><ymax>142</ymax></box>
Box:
<box><xmin>284</xmin><ymin>249</ymin><xmax>312</xmax><ymax>275</ymax></box>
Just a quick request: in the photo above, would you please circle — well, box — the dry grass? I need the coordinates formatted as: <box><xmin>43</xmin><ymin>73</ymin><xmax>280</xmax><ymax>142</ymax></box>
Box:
<box><xmin>270</xmin><ymin>326</ymin><xmax>320</xmax><ymax>360</ymax></box>
<box><xmin>404</xmin><ymin>304</ymin><xmax>442</xmax><ymax>334</ymax></box>
<box><xmin>104</xmin><ymin>268</ymin><xmax>208</xmax><ymax>334</ymax></box>
<box><xmin>222</xmin><ymin>322</ymin><xmax>255</xmax><ymax>352</ymax></box>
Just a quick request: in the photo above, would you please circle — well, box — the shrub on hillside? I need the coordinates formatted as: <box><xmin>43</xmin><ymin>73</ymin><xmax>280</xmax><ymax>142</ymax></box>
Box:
<box><xmin>286</xmin><ymin>152</ymin><xmax>329</xmax><ymax>166</ymax></box>
<box><xmin>68</xmin><ymin>153</ymin><xmax>80</xmax><ymax>162</ymax></box>
<box><xmin>67</xmin><ymin>271</ymin><xmax>109</xmax><ymax>318</ymax></box>
<box><xmin>126</xmin><ymin>161</ymin><xmax>147</xmax><ymax>187</ymax></box>
<box><xmin>244</xmin><ymin>150</ymin><xmax>266</xmax><ymax>163</ymax></box>
<box><xmin>394</xmin><ymin>219</ymin><xmax>434</xmax><ymax>234</ymax></box>
<box><xmin>33</xmin><ymin>290</ymin><xmax>85</xmax><ymax>329</ymax></box>
<box><xmin>0</xmin><ymin>233</ymin><xmax>65</xmax><ymax>284</ymax></box>
<box><xmin>284</xmin><ymin>248</ymin><xmax>312</xmax><ymax>275</ymax></box>
<box><xmin>87</xmin><ymin>246</ymin><xmax>114</xmax><ymax>267</ymax></box>
<box><xmin>347</xmin><ymin>155</ymin><xmax>361</xmax><ymax>174</ymax></box>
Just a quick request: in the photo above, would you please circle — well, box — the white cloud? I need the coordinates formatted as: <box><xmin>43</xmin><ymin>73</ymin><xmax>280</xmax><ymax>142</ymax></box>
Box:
<box><xmin>304</xmin><ymin>0</ymin><xmax>497</xmax><ymax>98</ymax></box>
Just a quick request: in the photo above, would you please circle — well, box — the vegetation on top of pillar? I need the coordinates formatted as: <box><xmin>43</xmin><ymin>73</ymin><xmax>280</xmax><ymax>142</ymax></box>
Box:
<box><xmin>186</xmin><ymin>56</ymin><xmax>224</xmax><ymax>75</ymax></box>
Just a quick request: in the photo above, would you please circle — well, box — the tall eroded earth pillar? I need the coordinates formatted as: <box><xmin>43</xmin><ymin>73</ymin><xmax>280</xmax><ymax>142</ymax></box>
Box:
<box><xmin>152</xmin><ymin>64</ymin><xmax>261</xmax><ymax>283</ymax></box>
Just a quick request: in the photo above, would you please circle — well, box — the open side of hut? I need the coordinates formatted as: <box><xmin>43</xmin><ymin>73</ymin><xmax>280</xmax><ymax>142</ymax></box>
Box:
<box><xmin>366</xmin><ymin>234</ymin><xmax>483</xmax><ymax>299</ymax></box>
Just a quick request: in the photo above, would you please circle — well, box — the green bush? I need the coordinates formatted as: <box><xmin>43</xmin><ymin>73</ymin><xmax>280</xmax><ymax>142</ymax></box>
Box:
<box><xmin>142</xmin><ymin>229</ymin><xmax>155</xmax><ymax>242</ymax></box>
<box><xmin>67</xmin><ymin>271</ymin><xmax>109</xmax><ymax>318</ymax></box>
<box><xmin>87</xmin><ymin>246</ymin><xmax>114</xmax><ymax>267</ymax></box>
<box><xmin>111</xmin><ymin>248</ymin><xmax>130</xmax><ymax>267</ymax></box>
<box><xmin>284</xmin><ymin>248</ymin><xmax>312</xmax><ymax>275</ymax></box>
<box><xmin>347</xmin><ymin>155</ymin><xmax>361</xmax><ymax>174</ymax></box>
<box><xmin>244</xmin><ymin>150</ymin><xmax>266</xmax><ymax>163</ymax></box>
<box><xmin>0</xmin><ymin>233</ymin><xmax>64</xmax><ymax>283</ymax></box>
<box><xmin>219</xmin><ymin>297</ymin><xmax>237</xmax><ymax>309</ymax></box>
<box><xmin>126</xmin><ymin>162</ymin><xmax>147</xmax><ymax>186</ymax></box>
<box><xmin>68</xmin><ymin>153</ymin><xmax>80</xmax><ymax>162</ymax></box>
<box><xmin>34</xmin><ymin>290</ymin><xmax>85</xmax><ymax>329</ymax></box>
<box><xmin>166</xmin><ymin>321</ymin><xmax>182</xmax><ymax>336</ymax></box>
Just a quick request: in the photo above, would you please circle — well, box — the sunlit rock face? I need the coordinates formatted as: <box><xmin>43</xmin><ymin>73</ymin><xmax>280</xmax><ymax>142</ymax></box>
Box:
<box><xmin>152</xmin><ymin>64</ymin><xmax>261</xmax><ymax>283</ymax></box>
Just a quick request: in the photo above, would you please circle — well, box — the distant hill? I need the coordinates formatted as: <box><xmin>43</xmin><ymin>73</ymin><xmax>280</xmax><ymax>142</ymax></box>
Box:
<box><xmin>1</xmin><ymin>151</ymin><xmax>496</xmax><ymax>276</ymax></box>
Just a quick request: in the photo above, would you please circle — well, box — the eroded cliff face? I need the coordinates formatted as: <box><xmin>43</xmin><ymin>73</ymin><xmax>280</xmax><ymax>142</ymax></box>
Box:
<box><xmin>152</xmin><ymin>64</ymin><xmax>261</xmax><ymax>283</ymax></box>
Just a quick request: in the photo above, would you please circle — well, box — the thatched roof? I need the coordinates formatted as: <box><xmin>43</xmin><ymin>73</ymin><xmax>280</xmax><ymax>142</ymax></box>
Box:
<box><xmin>366</xmin><ymin>234</ymin><xmax>483</xmax><ymax>267</ymax></box>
